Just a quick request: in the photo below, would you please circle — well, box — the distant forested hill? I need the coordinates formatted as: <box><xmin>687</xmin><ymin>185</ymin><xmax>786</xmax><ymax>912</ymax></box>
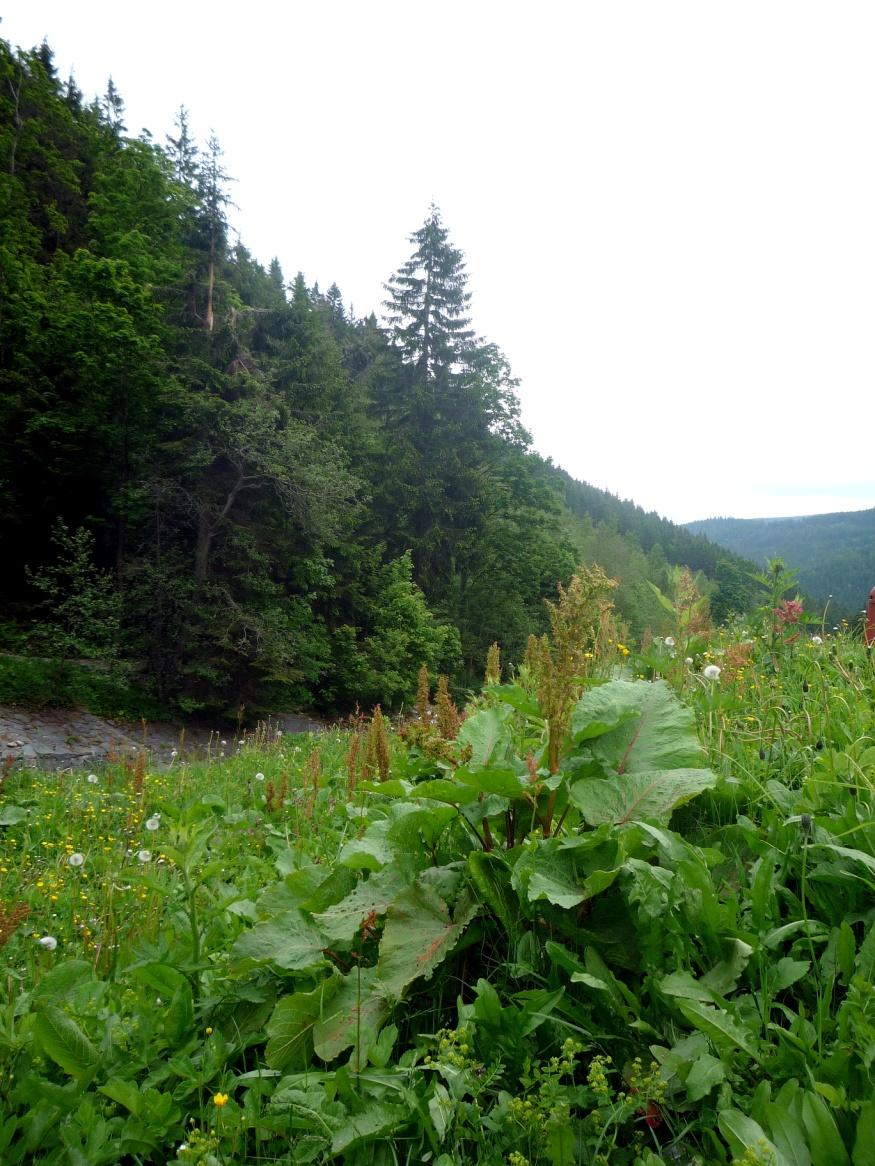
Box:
<box><xmin>685</xmin><ymin>511</ymin><xmax>875</xmax><ymax>619</ymax></box>
<box><xmin>0</xmin><ymin>34</ymin><xmax>758</xmax><ymax>715</ymax></box>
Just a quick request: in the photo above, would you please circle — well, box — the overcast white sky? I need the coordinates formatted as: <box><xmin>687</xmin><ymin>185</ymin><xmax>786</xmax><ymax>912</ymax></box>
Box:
<box><xmin>4</xmin><ymin>1</ymin><xmax>875</xmax><ymax>524</ymax></box>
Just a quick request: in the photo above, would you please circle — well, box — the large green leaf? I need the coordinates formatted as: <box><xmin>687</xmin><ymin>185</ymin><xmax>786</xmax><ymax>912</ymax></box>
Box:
<box><xmin>99</xmin><ymin>1078</ymin><xmax>144</xmax><ymax>1118</ymax></box>
<box><xmin>377</xmin><ymin>882</ymin><xmax>478</xmax><ymax>1000</ymax></box>
<box><xmin>801</xmin><ymin>1092</ymin><xmax>851</xmax><ymax>1166</ymax></box>
<box><xmin>455</xmin><ymin>765</ymin><xmax>529</xmax><ymax>798</ymax></box>
<box><xmin>719</xmin><ymin>1110</ymin><xmax>787</xmax><ymax>1166</ymax></box>
<box><xmin>33</xmin><ymin>1006</ymin><xmax>99</xmax><ymax>1079</ymax></box>
<box><xmin>578</xmin><ymin>680</ymin><xmax>704</xmax><ymax>773</ymax></box>
<box><xmin>456</xmin><ymin>706</ymin><xmax>513</xmax><ymax>768</ymax></box>
<box><xmin>313</xmin><ymin>867</ymin><xmax>409</xmax><ymax>943</ymax></box>
<box><xmin>313</xmin><ymin>964</ymin><xmax>390</xmax><ymax>1070</ymax></box>
<box><xmin>512</xmin><ymin>838</ymin><xmax>620</xmax><ymax>908</ymax></box>
<box><xmin>265</xmin><ymin>979</ymin><xmax>339</xmax><ymax>1071</ymax></box>
<box><xmin>570</xmin><ymin>768</ymin><xmax>717</xmax><ymax>826</ymax></box>
<box><xmin>852</xmin><ymin>1100</ymin><xmax>875</xmax><ymax>1166</ymax></box>
<box><xmin>337</xmin><ymin>820</ymin><xmax>395</xmax><ymax>871</ymax></box>
<box><xmin>331</xmin><ymin>1103</ymin><xmax>406</xmax><ymax>1155</ymax></box>
<box><xmin>407</xmin><ymin>779</ymin><xmax>480</xmax><ymax>806</ymax></box>
<box><xmin>685</xmin><ymin>1052</ymin><xmax>726</xmax><ymax>1101</ymax></box>
<box><xmin>231</xmin><ymin>910</ymin><xmax>328</xmax><ymax>973</ymax></box>
<box><xmin>32</xmin><ymin>960</ymin><xmax>94</xmax><ymax>1002</ymax></box>
<box><xmin>490</xmin><ymin>684</ymin><xmax>542</xmax><ymax>717</ymax></box>
<box><xmin>467</xmin><ymin>850</ymin><xmax>519</xmax><ymax>932</ymax></box>
<box><xmin>521</xmin><ymin>845</ymin><xmax>587</xmax><ymax>908</ymax></box>
<box><xmin>858</xmin><ymin>922</ymin><xmax>875</xmax><ymax>980</ymax></box>
<box><xmin>676</xmin><ymin>998</ymin><xmax>761</xmax><ymax>1062</ymax></box>
<box><xmin>764</xmin><ymin>1102</ymin><xmax>812</xmax><ymax>1166</ymax></box>
<box><xmin>571</xmin><ymin>682</ymin><xmax>643</xmax><ymax>741</ymax></box>
<box><xmin>813</xmin><ymin>843</ymin><xmax>875</xmax><ymax>883</ymax></box>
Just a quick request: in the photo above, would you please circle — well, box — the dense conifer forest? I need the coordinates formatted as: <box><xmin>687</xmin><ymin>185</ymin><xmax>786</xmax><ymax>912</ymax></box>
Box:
<box><xmin>0</xmin><ymin>36</ymin><xmax>758</xmax><ymax>717</ymax></box>
<box><xmin>687</xmin><ymin>511</ymin><xmax>875</xmax><ymax>620</ymax></box>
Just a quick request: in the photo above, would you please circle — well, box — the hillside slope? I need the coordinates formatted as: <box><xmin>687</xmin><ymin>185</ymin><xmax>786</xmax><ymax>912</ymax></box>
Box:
<box><xmin>686</xmin><ymin>510</ymin><xmax>875</xmax><ymax>618</ymax></box>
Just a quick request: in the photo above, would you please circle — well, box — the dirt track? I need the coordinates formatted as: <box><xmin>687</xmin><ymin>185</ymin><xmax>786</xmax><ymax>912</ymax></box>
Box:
<box><xmin>0</xmin><ymin>706</ymin><xmax>324</xmax><ymax>769</ymax></box>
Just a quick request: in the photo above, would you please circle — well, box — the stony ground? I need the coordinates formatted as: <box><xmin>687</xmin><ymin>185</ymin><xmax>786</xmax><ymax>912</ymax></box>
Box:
<box><xmin>0</xmin><ymin>706</ymin><xmax>324</xmax><ymax>769</ymax></box>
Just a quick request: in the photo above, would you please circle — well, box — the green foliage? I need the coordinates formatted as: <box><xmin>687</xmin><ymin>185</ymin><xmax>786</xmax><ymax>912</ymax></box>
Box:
<box><xmin>0</xmin><ymin>654</ymin><xmax>168</xmax><ymax>718</ymax></box>
<box><xmin>688</xmin><ymin>509</ymin><xmax>875</xmax><ymax>620</ymax></box>
<box><xmin>26</xmin><ymin>520</ymin><xmax>122</xmax><ymax>659</ymax></box>
<box><xmin>2</xmin><ymin>617</ymin><xmax>875</xmax><ymax>1163</ymax></box>
<box><xmin>0</xmin><ymin>31</ymin><xmax>760</xmax><ymax>715</ymax></box>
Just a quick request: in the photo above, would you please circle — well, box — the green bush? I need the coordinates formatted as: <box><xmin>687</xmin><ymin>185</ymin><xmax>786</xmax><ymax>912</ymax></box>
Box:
<box><xmin>0</xmin><ymin>654</ymin><xmax>170</xmax><ymax>720</ymax></box>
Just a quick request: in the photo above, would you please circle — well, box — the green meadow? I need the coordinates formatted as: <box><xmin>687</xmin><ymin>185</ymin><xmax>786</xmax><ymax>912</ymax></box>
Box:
<box><xmin>0</xmin><ymin>567</ymin><xmax>873</xmax><ymax>1165</ymax></box>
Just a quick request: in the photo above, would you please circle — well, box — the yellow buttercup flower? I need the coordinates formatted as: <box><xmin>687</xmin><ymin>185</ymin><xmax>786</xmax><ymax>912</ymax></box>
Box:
<box><xmin>212</xmin><ymin>1092</ymin><xmax>229</xmax><ymax>1107</ymax></box>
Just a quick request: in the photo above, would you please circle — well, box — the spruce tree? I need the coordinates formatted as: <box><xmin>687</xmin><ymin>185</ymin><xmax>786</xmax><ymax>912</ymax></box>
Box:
<box><xmin>383</xmin><ymin>203</ymin><xmax>474</xmax><ymax>387</ymax></box>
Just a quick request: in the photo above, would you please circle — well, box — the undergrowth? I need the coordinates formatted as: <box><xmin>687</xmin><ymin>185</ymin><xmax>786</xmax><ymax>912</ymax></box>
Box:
<box><xmin>0</xmin><ymin>565</ymin><xmax>872</xmax><ymax>1164</ymax></box>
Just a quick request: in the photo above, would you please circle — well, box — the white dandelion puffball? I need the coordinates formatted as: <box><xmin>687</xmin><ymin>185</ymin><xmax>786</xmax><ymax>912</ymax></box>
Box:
<box><xmin>664</xmin><ymin>636</ymin><xmax>675</xmax><ymax>648</ymax></box>
<box><xmin>811</xmin><ymin>635</ymin><xmax>823</xmax><ymax>645</ymax></box>
<box><xmin>87</xmin><ymin>774</ymin><xmax>99</xmax><ymax>784</ymax></box>
<box><xmin>254</xmin><ymin>772</ymin><xmax>265</xmax><ymax>781</ymax></box>
<box><xmin>145</xmin><ymin>816</ymin><xmax>161</xmax><ymax>831</ymax></box>
<box><xmin>138</xmin><ymin>850</ymin><xmax>151</xmax><ymax>863</ymax></box>
<box><xmin>685</xmin><ymin>657</ymin><xmax>694</xmax><ymax>666</ymax></box>
<box><xmin>38</xmin><ymin>936</ymin><xmax>58</xmax><ymax>951</ymax></box>
<box><xmin>67</xmin><ymin>852</ymin><xmax>85</xmax><ymax>867</ymax></box>
<box><xmin>703</xmin><ymin>664</ymin><xmax>721</xmax><ymax>681</ymax></box>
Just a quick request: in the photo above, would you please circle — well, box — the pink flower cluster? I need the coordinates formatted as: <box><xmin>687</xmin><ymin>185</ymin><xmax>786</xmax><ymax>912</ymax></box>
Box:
<box><xmin>775</xmin><ymin>599</ymin><xmax>804</xmax><ymax>625</ymax></box>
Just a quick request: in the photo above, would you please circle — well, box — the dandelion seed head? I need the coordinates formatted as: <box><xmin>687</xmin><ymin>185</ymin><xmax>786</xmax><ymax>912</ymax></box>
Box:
<box><xmin>87</xmin><ymin>774</ymin><xmax>99</xmax><ymax>784</ymax></box>
<box><xmin>703</xmin><ymin>664</ymin><xmax>721</xmax><ymax>681</ymax></box>
<box><xmin>145</xmin><ymin>816</ymin><xmax>160</xmax><ymax>831</ymax></box>
<box><xmin>38</xmin><ymin>936</ymin><xmax>57</xmax><ymax>951</ymax></box>
<box><xmin>138</xmin><ymin>850</ymin><xmax>151</xmax><ymax>863</ymax></box>
<box><xmin>67</xmin><ymin>852</ymin><xmax>85</xmax><ymax>867</ymax></box>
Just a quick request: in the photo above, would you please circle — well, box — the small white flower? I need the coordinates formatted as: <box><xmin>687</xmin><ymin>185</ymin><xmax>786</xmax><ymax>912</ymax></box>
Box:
<box><xmin>254</xmin><ymin>772</ymin><xmax>265</xmax><ymax>781</ymax></box>
<box><xmin>87</xmin><ymin>774</ymin><xmax>99</xmax><ymax>784</ymax></box>
<box><xmin>664</xmin><ymin>636</ymin><xmax>675</xmax><ymax>648</ymax></box>
<box><xmin>137</xmin><ymin>849</ymin><xmax>151</xmax><ymax>863</ymax></box>
<box><xmin>703</xmin><ymin>664</ymin><xmax>721</xmax><ymax>681</ymax></box>
<box><xmin>170</xmin><ymin>748</ymin><xmax>178</xmax><ymax>757</ymax></box>
<box><xmin>145</xmin><ymin>816</ymin><xmax>161</xmax><ymax>831</ymax></box>
<box><xmin>811</xmin><ymin>635</ymin><xmax>823</xmax><ymax>645</ymax></box>
<box><xmin>38</xmin><ymin>936</ymin><xmax>58</xmax><ymax>951</ymax></box>
<box><xmin>67</xmin><ymin>852</ymin><xmax>85</xmax><ymax>867</ymax></box>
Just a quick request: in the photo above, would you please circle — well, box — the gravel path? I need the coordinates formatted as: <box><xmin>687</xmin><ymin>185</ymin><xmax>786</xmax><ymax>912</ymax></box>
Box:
<box><xmin>0</xmin><ymin>706</ymin><xmax>324</xmax><ymax>769</ymax></box>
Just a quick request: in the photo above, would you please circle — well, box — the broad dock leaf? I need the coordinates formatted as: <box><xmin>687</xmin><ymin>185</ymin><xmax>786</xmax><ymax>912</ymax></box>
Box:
<box><xmin>377</xmin><ymin>883</ymin><xmax>478</xmax><ymax>1000</ymax></box>
<box><xmin>571</xmin><ymin>768</ymin><xmax>717</xmax><ymax>826</ymax></box>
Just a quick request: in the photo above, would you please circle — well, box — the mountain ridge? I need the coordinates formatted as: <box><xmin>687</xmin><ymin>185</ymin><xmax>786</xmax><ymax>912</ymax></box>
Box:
<box><xmin>685</xmin><ymin>507</ymin><xmax>875</xmax><ymax>618</ymax></box>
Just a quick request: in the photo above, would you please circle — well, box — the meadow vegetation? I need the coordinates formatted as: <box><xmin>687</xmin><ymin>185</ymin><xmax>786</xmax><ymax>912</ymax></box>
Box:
<box><xmin>0</xmin><ymin>565</ymin><xmax>872</xmax><ymax>1165</ymax></box>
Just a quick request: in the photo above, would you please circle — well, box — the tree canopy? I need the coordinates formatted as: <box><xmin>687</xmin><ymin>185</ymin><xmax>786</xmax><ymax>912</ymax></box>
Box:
<box><xmin>0</xmin><ymin>34</ymin><xmax>757</xmax><ymax>717</ymax></box>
